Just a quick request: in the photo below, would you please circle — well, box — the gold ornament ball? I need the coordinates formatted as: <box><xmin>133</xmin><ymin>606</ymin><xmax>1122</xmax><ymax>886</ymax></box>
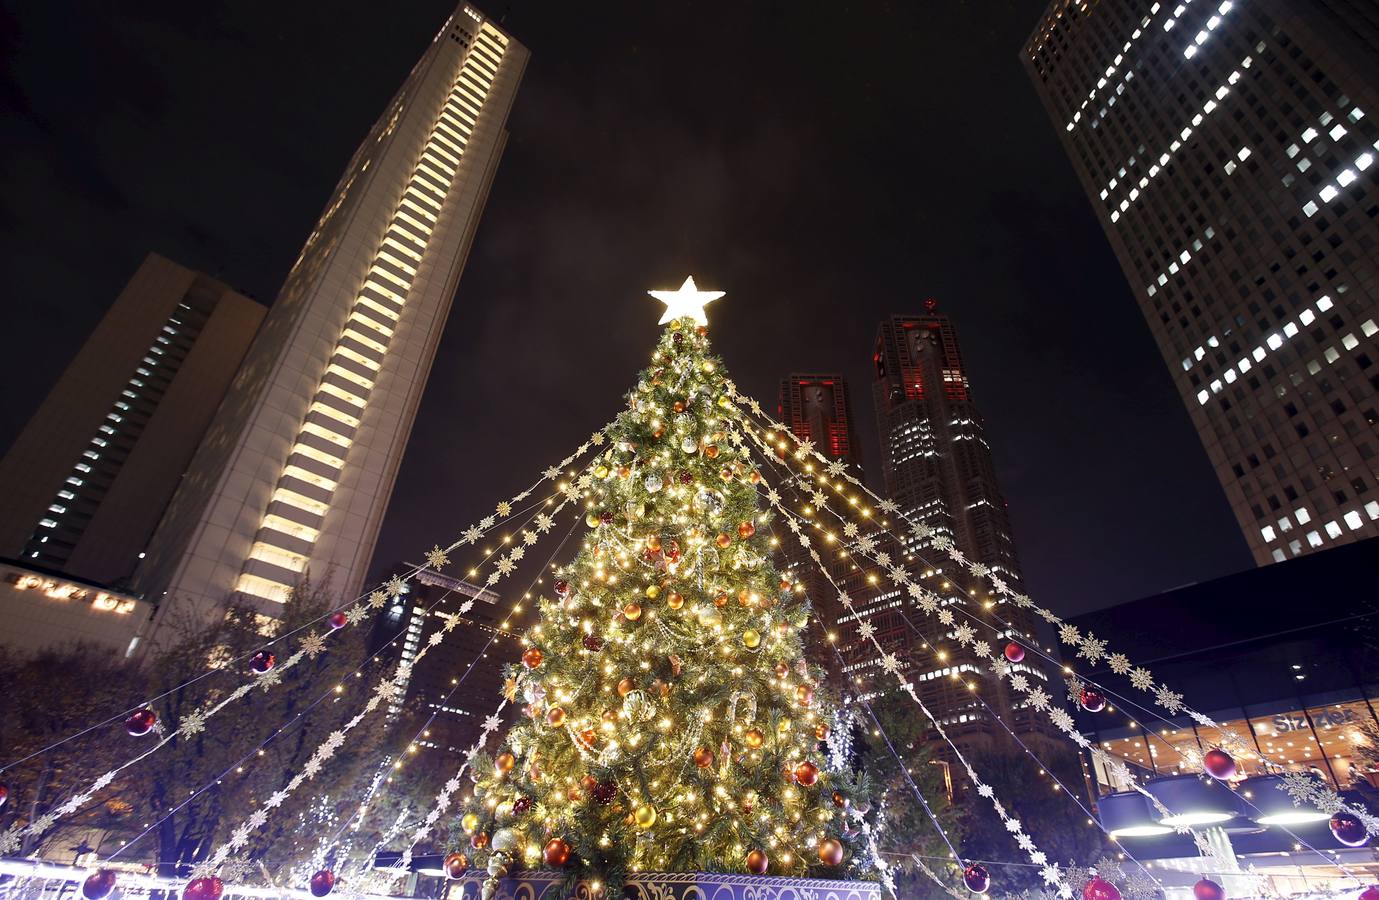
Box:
<box><xmin>773</xmin><ymin>662</ymin><xmax>789</xmax><ymax>678</ymax></box>
<box><xmin>543</xmin><ymin>837</ymin><xmax>572</xmax><ymax>867</ymax></box>
<box><xmin>644</xmin><ymin>584</ymin><xmax>661</xmax><ymax>600</ymax></box>
<box><xmin>547</xmin><ymin>707</ymin><xmax>566</xmax><ymax>727</ymax></box>
<box><xmin>698</xmin><ymin>608</ymin><xmax>723</xmax><ymax>628</ymax></box>
<box><xmin>746</xmin><ymin>849</ymin><xmax>769</xmax><ymax>875</ymax></box>
<box><xmin>777</xmin><ymin>717</ymin><xmax>792</xmax><ymax>734</ymax></box>
<box><xmin>585</xmin><ymin>511</ymin><xmax>602</xmax><ymax>528</ymax></box>
<box><xmin>719</xmin><ymin>467</ymin><xmax>734</xmax><ymax>482</ymax></box>
<box><xmin>667</xmin><ymin>591</ymin><xmax>684</xmax><ymax>610</ymax></box>
<box><xmin>617</xmin><ymin>464</ymin><xmax>631</xmax><ymax>479</ymax></box>
<box><xmin>693</xmin><ymin>746</ymin><xmax>714</xmax><ymax>768</ymax></box>
<box><xmin>816</xmin><ymin>723</ymin><xmax>830</xmax><ymax>741</ymax></box>
<box><xmin>743</xmin><ymin>629</ymin><xmax>761</xmax><ymax>649</ymax></box>
<box><xmin>744</xmin><ymin>728</ymin><xmax>765</xmax><ymax>749</ymax></box>
<box><xmin>715</xmin><ymin>533</ymin><xmax>732</xmax><ymax>549</ymax></box>
<box><xmin>622</xmin><ymin>602</ymin><xmax>643</xmax><ymax>621</ymax></box>
<box><xmin>594</xmin><ymin>465</ymin><xmax>609</xmax><ymax>479</ymax></box>
<box><xmin>647</xmin><ymin>535</ymin><xmax>662</xmax><ymax>552</ymax></box>
<box><xmin>617</xmin><ymin>677</ymin><xmax>636</xmax><ymax>697</ymax></box>
<box><xmin>633</xmin><ymin>804</ymin><xmax>657</xmax><ymax>829</ymax></box>
<box><xmin>818</xmin><ymin>838</ymin><xmax>844</xmax><ymax>866</ymax></box>
<box><xmin>495</xmin><ymin>752</ymin><xmax>516</xmax><ymax>774</ymax></box>
<box><xmin>704</xmin><ymin>444</ymin><xmax>719</xmax><ymax>459</ymax></box>
<box><xmin>737</xmin><ymin>521</ymin><xmax>756</xmax><ymax>539</ymax></box>
<box><xmin>796</xmin><ymin>685</ymin><xmax>815</xmax><ymax>707</ymax></box>
<box><xmin>461</xmin><ymin>812</ymin><xmax>480</xmax><ymax>834</ymax></box>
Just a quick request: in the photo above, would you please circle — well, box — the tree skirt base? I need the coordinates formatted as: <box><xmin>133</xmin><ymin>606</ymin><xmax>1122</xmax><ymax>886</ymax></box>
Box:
<box><xmin>449</xmin><ymin>871</ymin><xmax>882</xmax><ymax>899</ymax></box>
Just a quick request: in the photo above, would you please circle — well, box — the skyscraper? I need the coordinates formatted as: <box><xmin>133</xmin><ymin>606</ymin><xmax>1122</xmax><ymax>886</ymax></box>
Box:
<box><xmin>867</xmin><ymin>307</ymin><xmax>1058</xmax><ymax>758</ymax></box>
<box><xmin>135</xmin><ymin>6</ymin><xmax>527</xmax><ymax>636</ymax></box>
<box><xmin>1022</xmin><ymin>0</ymin><xmax>1379</xmax><ymax>565</ymax></box>
<box><xmin>0</xmin><ymin>253</ymin><xmax>265</xmax><ymax>587</ymax></box>
<box><xmin>872</xmin><ymin>305</ymin><xmax>1024</xmax><ymax>586</ymax></box>
<box><xmin>778</xmin><ymin>374</ymin><xmax>864</xmax><ymax>478</ymax></box>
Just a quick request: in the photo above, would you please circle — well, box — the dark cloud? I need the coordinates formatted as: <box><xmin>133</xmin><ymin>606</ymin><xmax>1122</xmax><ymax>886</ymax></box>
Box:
<box><xmin>0</xmin><ymin>0</ymin><xmax>1252</xmax><ymax>615</ymax></box>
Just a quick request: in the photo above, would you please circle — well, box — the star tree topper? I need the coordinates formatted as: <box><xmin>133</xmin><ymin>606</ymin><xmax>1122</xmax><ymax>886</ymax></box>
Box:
<box><xmin>648</xmin><ymin>275</ymin><xmax>724</xmax><ymax>326</ymax></box>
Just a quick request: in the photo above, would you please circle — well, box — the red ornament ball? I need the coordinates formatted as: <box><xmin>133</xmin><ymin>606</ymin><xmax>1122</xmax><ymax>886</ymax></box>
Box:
<box><xmin>522</xmin><ymin>647</ymin><xmax>544</xmax><ymax>669</ymax></box>
<box><xmin>183</xmin><ymin>877</ymin><xmax>224</xmax><ymax>900</ymax></box>
<box><xmin>817</xmin><ymin>838</ymin><xmax>845</xmax><ymax>866</ymax></box>
<box><xmin>963</xmin><ymin>864</ymin><xmax>991</xmax><ymax>894</ymax></box>
<box><xmin>1193</xmin><ymin>879</ymin><xmax>1224</xmax><ymax>900</ymax></box>
<box><xmin>1079</xmin><ymin>687</ymin><xmax>1107</xmax><ymax>713</ymax></box>
<box><xmin>470</xmin><ymin>832</ymin><xmax>489</xmax><ymax>850</ymax></box>
<box><xmin>125</xmin><ymin>708</ymin><xmax>157</xmax><ymax>737</ymax></box>
<box><xmin>554</xmin><ymin>579</ymin><xmax>571</xmax><ymax>598</ymax></box>
<box><xmin>591</xmin><ymin>780</ymin><xmax>618</xmax><ymax>805</ymax></box>
<box><xmin>746</xmin><ymin>849</ymin><xmax>769</xmax><ymax>875</ymax></box>
<box><xmin>1003</xmin><ymin>642</ymin><xmax>1025</xmax><ymax>663</ymax></box>
<box><xmin>794</xmin><ymin>760</ymin><xmax>820</xmax><ymax>786</ymax></box>
<box><xmin>737</xmin><ymin>521</ymin><xmax>756</xmax><ymax>539</ymax></box>
<box><xmin>1330</xmin><ymin>811</ymin><xmax>1369</xmax><ymax>847</ymax></box>
<box><xmin>309</xmin><ymin>870</ymin><xmax>335</xmax><ymax>897</ymax></box>
<box><xmin>543</xmin><ymin>837</ymin><xmax>572</xmax><ymax>867</ymax></box>
<box><xmin>249</xmin><ymin>651</ymin><xmax>276</xmax><ymax>673</ymax></box>
<box><xmin>1202</xmin><ymin>748</ymin><xmax>1236</xmax><ymax>780</ymax></box>
<box><xmin>443</xmin><ymin>852</ymin><xmax>469</xmax><ymax>878</ymax></box>
<box><xmin>328</xmin><ymin>611</ymin><xmax>348</xmax><ymax>629</ymax></box>
<box><xmin>82</xmin><ymin>870</ymin><xmax>117</xmax><ymax>900</ymax></box>
<box><xmin>1083</xmin><ymin>877</ymin><xmax>1122</xmax><ymax>900</ymax></box>
<box><xmin>582</xmin><ymin>633</ymin><xmax>603</xmax><ymax>652</ymax></box>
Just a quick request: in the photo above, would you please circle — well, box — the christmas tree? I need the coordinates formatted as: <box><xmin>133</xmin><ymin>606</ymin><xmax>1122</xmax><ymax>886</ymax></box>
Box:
<box><xmin>452</xmin><ymin>280</ymin><xmax>876</xmax><ymax>895</ymax></box>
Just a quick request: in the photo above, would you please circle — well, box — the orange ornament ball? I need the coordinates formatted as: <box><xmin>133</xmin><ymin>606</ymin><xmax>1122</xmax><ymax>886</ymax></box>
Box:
<box><xmin>471</xmin><ymin>832</ymin><xmax>489</xmax><ymax>850</ymax></box>
<box><xmin>693</xmin><ymin>746</ymin><xmax>715</xmax><ymax>768</ymax></box>
<box><xmin>495</xmin><ymin>752</ymin><xmax>516</xmax><ymax>774</ymax></box>
<box><xmin>749</xmin><ymin>470</ymin><xmax>762</xmax><ymax>484</ymax></box>
<box><xmin>796</xmin><ymin>685</ymin><xmax>815</xmax><ymax>707</ymax></box>
<box><xmin>522</xmin><ymin>648</ymin><xmax>543</xmax><ymax>669</ymax></box>
<box><xmin>547</xmin><ymin>707</ymin><xmax>566</xmax><ymax>727</ymax></box>
<box><xmin>581</xmin><ymin>774</ymin><xmax>598</xmax><ymax>794</ymax></box>
<box><xmin>443</xmin><ymin>852</ymin><xmax>468</xmax><ymax>879</ymax></box>
<box><xmin>715</xmin><ymin>533</ymin><xmax>732</xmax><ymax>549</ymax></box>
<box><xmin>746</xmin><ymin>849</ymin><xmax>769</xmax><ymax>875</ymax></box>
<box><xmin>623</xmin><ymin>602</ymin><xmax>643</xmax><ymax>621</ymax></box>
<box><xmin>816</xmin><ymin>723</ymin><xmax>830</xmax><ymax>741</ymax></box>
<box><xmin>832</xmin><ymin>790</ymin><xmax>848</xmax><ymax>808</ymax></box>
<box><xmin>714</xmin><ymin>592</ymin><xmax>729</xmax><ymax>608</ymax></box>
<box><xmin>705</xmin><ymin>445</ymin><xmax>719</xmax><ymax>459</ymax></box>
<box><xmin>543</xmin><ymin>837</ymin><xmax>572</xmax><ymax>867</ymax></box>
<box><xmin>580</xmin><ymin>728</ymin><xmax>598</xmax><ymax>746</ymax></box>
<box><xmin>818</xmin><ymin>838</ymin><xmax>844</xmax><ymax>866</ymax></box>
<box><xmin>737</xmin><ymin>521</ymin><xmax>756</xmax><ymax>539</ymax></box>
<box><xmin>647</xmin><ymin>535</ymin><xmax>662</xmax><ymax>552</ymax></box>
<box><xmin>617</xmin><ymin>677</ymin><xmax>636</xmax><ymax>697</ymax></box>
<box><xmin>774</xmin><ymin>662</ymin><xmax>790</xmax><ymax>678</ymax></box>
<box><xmin>795</xmin><ymin>760</ymin><xmax>819</xmax><ymax>786</ymax></box>
<box><xmin>744</xmin><ymin>728</ymin><xmax>765</xmax><ymax>749</ymax></box>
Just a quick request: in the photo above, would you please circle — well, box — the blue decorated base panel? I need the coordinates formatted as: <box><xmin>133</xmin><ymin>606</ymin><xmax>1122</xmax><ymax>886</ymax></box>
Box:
<box><xmin>447</xmin><ymin>872</ymin><xmax>882</xmax><ymax>900</ymax></box>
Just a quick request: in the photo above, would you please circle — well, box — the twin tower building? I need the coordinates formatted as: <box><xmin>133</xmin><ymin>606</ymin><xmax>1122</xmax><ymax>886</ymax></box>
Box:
<box><xmin>0</xmin><ymin>7</ymin><xmax>528</xmax><ymax>651</ymax></box>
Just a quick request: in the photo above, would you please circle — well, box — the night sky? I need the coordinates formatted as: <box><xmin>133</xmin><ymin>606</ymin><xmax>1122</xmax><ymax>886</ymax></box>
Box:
<box><xmin>0</xmin><ymin>1</ymin><xmax>1253</xmax><ymax>614</ymax></box>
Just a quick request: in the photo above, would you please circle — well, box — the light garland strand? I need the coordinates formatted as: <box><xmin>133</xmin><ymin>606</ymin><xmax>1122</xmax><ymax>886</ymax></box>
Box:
<box><xmin>725</xmin><ymin>387</ymin><xmax>1379</xmax><ymax>842</ymax></box>
<box><xmin>0</xmin><ymin>424</ymin><xmax>614</xmax><ymax>782</ymax></box>
<box><xmin>736</xmin><ymin>445</ymin><xmax>1072</xmax><ymax>898</ymax></box>
<box><xmin>734</xmin><ymin>416</ymin><xmax>1364</xmax><ymax>887</ymax></box>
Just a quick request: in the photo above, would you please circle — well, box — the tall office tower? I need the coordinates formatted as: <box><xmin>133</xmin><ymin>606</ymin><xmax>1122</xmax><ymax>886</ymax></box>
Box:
<box><xmin>869</xmin><ymin>307</ymin><xmax>1059</xmax><ymax>760</ymax></box>
<box><xmin>776</xmin><ymin>374</ymin><xmax>866</xmax><ymax>675</ymax></box>
<box><xmin>136</xmin><ymin>7</ymin><xmax>528</xmax><ymax>635</ymax></box>
<box><xmin>1022</xmin><ymin>1</ymin><xmax>1379</xmax><ymax>565</ymax></box>
<box><xmin>872</xmin><ymin>305</ymin><xmax>1024</xmax><ymax>585</ymax></box>
<box><xmin>0</xmin><ymin>253</ymin><xmax>265</xmax><ymax>587</ymax></box>
<box><xmin>778</xmin><ymin>374</ymin><xmax>865</xmax><ymax>477</ymax></box>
